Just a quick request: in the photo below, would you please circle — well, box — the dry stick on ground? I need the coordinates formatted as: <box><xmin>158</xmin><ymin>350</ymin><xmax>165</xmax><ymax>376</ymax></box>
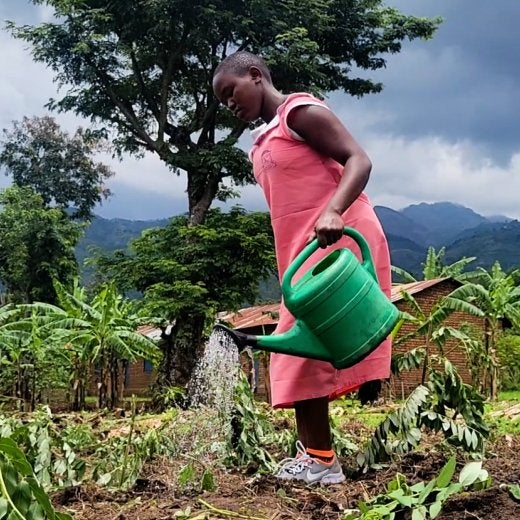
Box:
<box><xmin>198</xmin><ymin>498</ymin><xmax>268</xmax><ymax>519</ymax></box>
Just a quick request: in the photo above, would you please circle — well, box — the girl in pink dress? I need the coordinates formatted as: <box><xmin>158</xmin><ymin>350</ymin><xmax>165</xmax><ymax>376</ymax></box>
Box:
<box><xmin>213</xmin><ymin>52</ymin><xmax>391</xmax><ymax>485</ymax></box>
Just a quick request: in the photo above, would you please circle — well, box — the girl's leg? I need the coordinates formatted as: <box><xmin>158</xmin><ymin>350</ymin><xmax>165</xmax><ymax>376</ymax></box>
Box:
<box><xmin>294</xmin><ymin>396</ymin><xmax>331</xmax><ymax>450</ymax></box>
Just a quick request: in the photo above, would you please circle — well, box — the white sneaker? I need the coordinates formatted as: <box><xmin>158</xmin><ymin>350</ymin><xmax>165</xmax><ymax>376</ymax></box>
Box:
<box><xmin>275</xmin><ymin>441</ymin><xmax>346</xmax><ymax>485</ymax></box>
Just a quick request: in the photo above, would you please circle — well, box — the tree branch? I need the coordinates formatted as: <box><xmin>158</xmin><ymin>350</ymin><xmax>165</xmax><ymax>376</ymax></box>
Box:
<box><xmin>86</xmin><ymin>57</ymin><xmax>157</xmax><ymax>151</ymax></box>
<box><xmin>158</xmin><ymin>23</ymin><xmax>191</xmax><ymax>144</ymax></box>
<box><xmin>129</xmin><ymin>45</ymin><xmax>161</xmax><ymax>122</ymax></box>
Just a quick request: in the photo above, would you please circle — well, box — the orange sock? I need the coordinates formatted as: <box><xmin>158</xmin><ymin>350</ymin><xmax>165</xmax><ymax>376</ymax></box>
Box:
<box><xmin>306</xmin><ymin>447</ymin><xmax>335</xmax><ymax>464</ymax></box>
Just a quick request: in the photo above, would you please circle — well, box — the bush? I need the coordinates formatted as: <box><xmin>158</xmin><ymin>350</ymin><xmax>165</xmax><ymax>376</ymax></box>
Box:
<box><xmin>497</xmin><ymin>332</ymin><xmax>520</xmax><ymax>391</ymax></box>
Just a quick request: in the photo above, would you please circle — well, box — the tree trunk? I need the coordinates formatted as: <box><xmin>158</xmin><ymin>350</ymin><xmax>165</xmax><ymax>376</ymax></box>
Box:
<box><xmin>98</xmin><ymin>354</ymin><xmax>110</xmax><ymax>409</ymax></box>
<box><xmin>482</xmin><ymin>318</ymin><xmax>490</xmax><ymax>396</ymax></box>
<box><xmin>154</xmin><ymin>312</ymin><xmax>206</xmax><ymax>398</ymax></box>
<box><xmin>489</xmin><ymin>322</ymin><xmax>499</xmax><ymax>401</ymax></box>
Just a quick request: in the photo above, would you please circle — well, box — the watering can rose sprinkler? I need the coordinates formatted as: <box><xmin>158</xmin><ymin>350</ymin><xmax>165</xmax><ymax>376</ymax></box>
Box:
<box><xmin>215</xmin><ymin>227</ymin><xmax>403</xmax><ymax>369</ymax></box>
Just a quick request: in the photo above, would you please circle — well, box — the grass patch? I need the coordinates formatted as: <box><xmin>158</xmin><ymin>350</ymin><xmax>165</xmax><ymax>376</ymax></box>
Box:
<box><xmin>498</xmin><ymin>390</ymin><xmax>520</xmax><ymax>402</ymax></box>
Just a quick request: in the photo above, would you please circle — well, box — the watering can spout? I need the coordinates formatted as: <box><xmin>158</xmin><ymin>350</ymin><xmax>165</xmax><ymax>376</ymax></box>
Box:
<box><xmin>213</xmin><ymin>323</ymin><xmax>258</xmax><ymax>352</ymax></box>
<box><xmin>213</xmin><ymin>322</ymin><xmax>330</xmax><ymax>361</ymax></box>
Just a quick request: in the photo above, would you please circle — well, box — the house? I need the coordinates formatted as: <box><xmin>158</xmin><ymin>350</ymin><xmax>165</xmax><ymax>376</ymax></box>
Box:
<box><xmin>218</xmin><ymin>277</ymin><xmax>486</xmax><ymax>399</ymax></box>
<box><xmin>88</xmin><ymin>324</ymin><xmax>161</xmax><ymax>397</ymax></box>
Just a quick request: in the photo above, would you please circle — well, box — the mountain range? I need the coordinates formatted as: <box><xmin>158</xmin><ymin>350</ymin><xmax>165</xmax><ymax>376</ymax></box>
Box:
<box><xmin>77</xmin><ymin>202</ymin><xmax>520</xmax><ymax>283</ymax></box>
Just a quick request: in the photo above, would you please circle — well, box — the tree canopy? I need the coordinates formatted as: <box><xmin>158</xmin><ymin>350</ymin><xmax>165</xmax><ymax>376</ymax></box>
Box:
<box><xmin>91</xmin><ymin>206</ymin><xmax>275</xmax><ymax>386</ymax></box>
<box><xmin>9</xmin><ymin>0</ymin><xmax>440</xmax><ymax>224</ymax></box>
<box><xmin>0</xmin><ymin>115</ymin><xmax>113</xmax><ymax>220</ymax></box>
<box><xmin>0</xmin><ymin>186</ymin><xmax>81</xmax><ymax>304</ymax></box>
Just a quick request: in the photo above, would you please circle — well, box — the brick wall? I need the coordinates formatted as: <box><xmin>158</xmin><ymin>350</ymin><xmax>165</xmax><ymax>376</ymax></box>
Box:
<box><xmin>88</xmin><ymin>360</ymin><xmax>157</xmax><ymax>397</ymax></box>
<box><xmin>389</xmin><ymin>279</ymin><xmax>483</xmax><ymax>398</ymax></box>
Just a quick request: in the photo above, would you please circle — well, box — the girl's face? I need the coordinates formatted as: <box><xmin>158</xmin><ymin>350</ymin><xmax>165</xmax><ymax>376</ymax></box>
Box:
<box><xmin>213</xmin><ymin>68</ymin><xmax>263</xmax><ymax>122</ymax></box>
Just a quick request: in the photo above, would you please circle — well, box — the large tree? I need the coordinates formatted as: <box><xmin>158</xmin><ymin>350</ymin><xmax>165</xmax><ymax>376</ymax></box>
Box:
<box><xmin>0</xmin><ymin>115</ymin><xmax>113</xmax><ymax>220</ymax></box>
<box><xmin>9</xmin><ymin>0</ymin><xmax>440</xmax><ymax>225</ymax></box>
<box><xmin>0</xmin><ymin>186</ymin><xmax>81</xmax><ymax>304</ymax></box>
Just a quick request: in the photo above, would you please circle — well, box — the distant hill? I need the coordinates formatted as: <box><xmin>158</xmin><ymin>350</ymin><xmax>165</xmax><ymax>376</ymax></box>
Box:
<box><xmin>445</xmin><ymin>220</ymin><xmax>520</xmax><ymax>271</ymax></box>
<box><xmin>400</xmin><ymin>202</ymin><xmax>487</xmax><ymax>246</ymax></box>
<box><xmin>75</xmin><ymin>202</ymin><xmax>520</xmax><ymax>290</ymax></box>
<box><xmin>374</xmin><ymin>206</ymin><xmax>429</xmax><ymax>247</ymax></box>
<box><xmin>76</xmin><ymin>216</ymin><xmax>169</xmax><ymax>279</ymax></box>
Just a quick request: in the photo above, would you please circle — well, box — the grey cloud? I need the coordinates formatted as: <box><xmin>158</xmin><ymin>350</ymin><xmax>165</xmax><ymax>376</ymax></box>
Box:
<box><xmin>332</xmin><ymin>0</ymin><xmax>520</xmax><ymax>163</ymax></box>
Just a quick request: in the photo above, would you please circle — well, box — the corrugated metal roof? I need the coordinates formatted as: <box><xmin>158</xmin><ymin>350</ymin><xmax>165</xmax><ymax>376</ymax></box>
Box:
<box><xmin>137</xmin><ymin>324</ymin><xmax>172</xmax><ymax>339</ymax></box>
<box><xmin>217</xmin><ymin>303</ymin><xmax>280</xmax><ymax>331</ymax></box>
<box><xmin>220</xmin><ymin>278</ymin><xmax>454</xmax><ymax>330</ymax></box>
<box><xmin>390</xmin><ymin>277</ymin><xmax>452</xmax><ymax>302</ymax></box>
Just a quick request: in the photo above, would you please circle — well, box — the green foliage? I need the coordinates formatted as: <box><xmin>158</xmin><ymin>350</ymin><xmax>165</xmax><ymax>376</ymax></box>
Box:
<box><xmin>357</xmin><ymin>386</ymin><xmax>430</xmax><ymax>469</ymax></box>
<box><xmin>345</xmin><ymin>456</ymin><xmax>491</xmax><ymax>520</ymax></box>
<box><xmin>226</xmin><ymin>373</ymin><xmax>276</xmax><ymax>472</ymax></box>
<box><xmin>422</xmin><ymin>247</ymin><xmax>476</xmax><ymax>281</ymax></box>
<box><xmin>0</xmin><ymin>408</ymin><xmax>86</xmax><ymax>491</ymax></box>
<box><xmin>423</xmin><ymin>359</ymin><xmax>488</xmax><ymax>451</ymax></box>
<box><xmin>43</xmin><ymin>281</ymin><xmax>161</xmax><ymax>409</ymax></box>
<box><xmin>391</xmin><ymin>246</ymin><xmax>476</xmax><ymax>284</ymax></box>
<box><xmin>91</xmin><ymin>208</ymin><xmax>275</xmax><ymax>389</ymax></box>
<box><xmin>0</xmin><ymin>281</ymin><xmax>160</xmax><ymax>410</ymax></box>
<box><xmin>0</xmin><ymin>116</ymin><xmax>112</xmax><ymax>220</ymax></box>
<box><xmin>391</xmin><ymin>348</ymin><xmax>425</xmax><ymax>375</ymax></box>
<box><xmin>363</xmin><ymin>290</ymin><xmax>490</xmax><ymax>470</ymax></box>
<box><xmin>93</xmin><ymin>208</ymin><xmax>275</xmax><ymax>321</ymax></box>
<box><xmin>0</xmin><ymin>305</ymin><xmax>70</xmax><ymax>410</ymax></box>
<box><xmin>497</xmin><ymin>332</ymin><xmax>520</xmax><ymax>391</ymax></box>
<box><xmin>0</xmin><ymin>186</ymin><xmax>81</xmax><ymax>304</ymax></box>
<box><xmin>507</xmin><ymin>484</ymin><xmax>520</xmax><ymax>502</ymax></box>
<box><xmin>92</xmin><ymin>414</ymin><xmax>176</xmax><ymax>490</ymax></box>
<box><xmin>445</xmin><ymin>262</ymin><xmax>520</xmax><ymax>397</ymax></box>
<box><xmin>0</xmin><ymin>437</ymin><xmax>72</xmax><ymax>520</ymax></box>
<box><xmin>161</xmin><ymin>387</ymin><xmax>188</xmax><ymax>409</ymax></box>
<box><xmin>177</xmin><ymin>460</ymin><xmax>216</xmax><ymax>494</ymax></box>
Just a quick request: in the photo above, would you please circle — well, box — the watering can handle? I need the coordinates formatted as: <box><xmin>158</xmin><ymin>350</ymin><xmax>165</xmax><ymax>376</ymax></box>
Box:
<box><xmin>281</xmin><ymin>226</ymin><xmax>378</xmax><ymax>296</ymax></box>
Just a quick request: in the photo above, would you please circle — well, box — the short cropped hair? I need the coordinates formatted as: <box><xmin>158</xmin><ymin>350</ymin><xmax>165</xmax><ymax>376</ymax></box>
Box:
<box><xmin>214</xmin><ymin>51</ymin><xmax>272</xmax><ymax>83</ymax></box>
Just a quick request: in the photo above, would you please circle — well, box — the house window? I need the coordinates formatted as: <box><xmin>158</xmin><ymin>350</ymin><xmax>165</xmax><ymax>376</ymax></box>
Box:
<box><xmin>143</xmin><ymin>360</ymin><xmax>153</xmax><ymax>373</ymax></box>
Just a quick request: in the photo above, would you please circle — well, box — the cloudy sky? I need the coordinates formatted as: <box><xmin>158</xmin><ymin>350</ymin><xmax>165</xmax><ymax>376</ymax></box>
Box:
<box><xmin>1</xmin><ymin>0</ymin><xmax>519</xmax><ymax>220</ymax></box>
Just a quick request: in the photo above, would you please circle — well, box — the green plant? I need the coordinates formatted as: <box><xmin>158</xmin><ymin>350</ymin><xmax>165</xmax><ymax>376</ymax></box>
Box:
<box><xmin>445</xmin><ymin>262</ymin><xmax>520</xmax><ymax>398</ymax></box>
<box><xmin>0</xmin><ymin>437</ymin><xmax>72</xmax><ymax>520</ymax></box>
<box><xmin>357</xmin><ymin>386</ymin><xmax>430</xmax><ymax>469</ymax></box>
<box><xmin>505</xmin><ymin>484</ymin><xmax>520</xmax><ymax>502</ymax></box>
<box><xmin>0</xmin><ymin>409</ymin><xmax>86</xmax><ymax>490</ymax></box>
<box><xmin>177</xmin><ymin>459</ymin><xmax>217</xmax><ymax>493</ymax></box>
<box><xmin>92</xmin><ymin>421</ymin><xmax>176</xmax><ymax>489</ymax></box>
<box><xmin>345</xmin><ymin>456</ymin><xmax>491</xmax><ymax>520</ymax></box>
<box><xmin>226</xmin><ymin>373</ymin><xmax>276</xmax><ymax>472</ymax></box>
<box><xmin>358</xmin><ymin>360</ymin><xmax>489</xmax><ymax>470</ymax></box>
<box><xmin>161</xmin><ymin>386</ymin><xmax>188</xmax><ymax>409</ymax></box>
<box><xmin>497</xmin><ymin>332</ymin><xmax>520</xmax><ymax>391</ymax></box>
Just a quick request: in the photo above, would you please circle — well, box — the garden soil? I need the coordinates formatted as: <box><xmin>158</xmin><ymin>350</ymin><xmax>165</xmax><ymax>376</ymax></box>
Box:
<box><xmin>56</xmin><ymin>436</ymin><xmax>520</xmax><ymax>520</ymax></box>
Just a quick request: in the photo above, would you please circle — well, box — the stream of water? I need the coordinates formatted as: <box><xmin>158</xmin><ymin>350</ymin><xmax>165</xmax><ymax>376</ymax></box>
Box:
<box><xmin>188</xmin><ymin>328</ymin><xmax>241</xmax><ymax>421</ymax></box>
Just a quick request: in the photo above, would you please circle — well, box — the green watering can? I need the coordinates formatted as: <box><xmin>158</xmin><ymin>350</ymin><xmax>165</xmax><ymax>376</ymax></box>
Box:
<box><xmin>215</xmin><ymin>227</ymin><xmax>401</xmax><ymax>369</ymax></box>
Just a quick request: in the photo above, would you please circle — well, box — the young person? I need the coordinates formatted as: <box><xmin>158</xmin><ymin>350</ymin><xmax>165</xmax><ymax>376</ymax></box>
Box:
<box><xmin>213</xmin><ymin>52</ymin><xmax>392</xmax><ymax>485</ymax></box>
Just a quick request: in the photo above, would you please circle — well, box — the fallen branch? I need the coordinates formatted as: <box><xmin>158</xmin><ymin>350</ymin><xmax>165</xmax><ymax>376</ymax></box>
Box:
<box><xmin>198</xmin><ymin>498</ymin><xmax>267</xmax><ymax>520</ymax></box>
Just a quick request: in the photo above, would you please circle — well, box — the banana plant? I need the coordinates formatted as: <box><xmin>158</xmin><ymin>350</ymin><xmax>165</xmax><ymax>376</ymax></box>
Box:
<box><xmin>41</xmin><ymin>282</ymin><xmax>161</xmax><ymax>409</ymax></box>
<box><xmin>392</xmin><ymin>246</ymin><xmax>476</xmax><ymax>283</ymax></box>
<box><xmin>443</xmin><ymin>261</ymin><xmax>520</xmax><ymax>398</ymax></box>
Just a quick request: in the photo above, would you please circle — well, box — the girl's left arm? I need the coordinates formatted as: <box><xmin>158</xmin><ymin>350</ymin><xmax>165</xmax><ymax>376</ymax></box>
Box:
<box><xmin>287</xmin><ymin>104</ymin><xmax>372</xmax><ymax>248</ymax></box>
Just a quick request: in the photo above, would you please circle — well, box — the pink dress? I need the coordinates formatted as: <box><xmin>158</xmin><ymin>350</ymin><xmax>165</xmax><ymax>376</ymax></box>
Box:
<box><xmin>250</xmin><ymin>93</ymin><xmax>392</xmax><ymax>408</ymax></box>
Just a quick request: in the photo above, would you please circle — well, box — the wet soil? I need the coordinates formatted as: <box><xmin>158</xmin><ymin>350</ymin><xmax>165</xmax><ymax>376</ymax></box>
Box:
<box><xmin>55</xmin><ymin>436</ymin><xmax>520</xmax><ymax>520</ymax></box>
